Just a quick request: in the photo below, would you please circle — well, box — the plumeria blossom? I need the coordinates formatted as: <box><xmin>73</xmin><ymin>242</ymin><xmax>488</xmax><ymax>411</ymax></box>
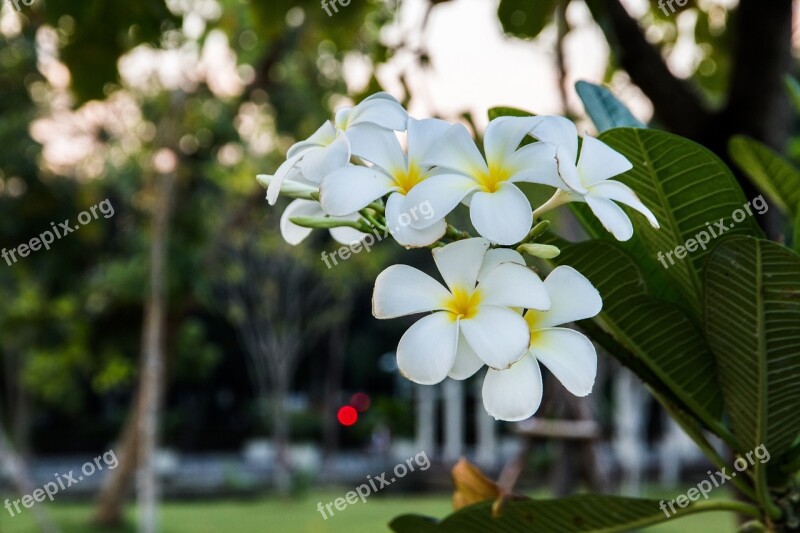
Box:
<box><xmin>257</xmin><ymin>173</ymin><xmax>367</xmax><ymax>246</ymax></box>
<box><xmin>528</xmin><ymin>116</ymin><xmax>660</xmax><ymax>241</ymax></box>
<box><xmin>319</xmin><ymin>118</ymin><xmax>451</xmax><ymax>247</ymax></box>
<box><xmin>404</xmin><ymin>117</ymin><xmax>562</xmax><ymax>245</ymax></box>
<box><xmin>372</xmin><ymin>238</ymin><xmax>550</xmax><ymax>384</ymax></box>
<box><xmin>482</xmin><ymin>265</ymin><xmax>603</xmax><ymax>421</ymax></box>
<box><xmin>266</xmin><ymin>92</ymin><xmax>408</xmax><ymax>205</ymax></box>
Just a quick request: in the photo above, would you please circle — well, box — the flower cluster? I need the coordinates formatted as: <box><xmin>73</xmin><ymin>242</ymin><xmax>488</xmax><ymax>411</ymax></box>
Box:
<box><xmin>259</xmin><ymin>93</ymin><xmax>659</xmax><ymax>421</ymax></box>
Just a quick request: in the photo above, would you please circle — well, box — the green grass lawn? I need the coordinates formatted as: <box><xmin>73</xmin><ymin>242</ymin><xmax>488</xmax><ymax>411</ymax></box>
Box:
<box><xmin>0</xmin><ymin>489</ymin><xmax>737</xmax><ymax>532</ymax></box>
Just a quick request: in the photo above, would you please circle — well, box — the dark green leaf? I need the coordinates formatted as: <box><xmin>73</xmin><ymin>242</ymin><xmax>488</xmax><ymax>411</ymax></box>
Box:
<box><xmin>598</xmin><ymin>128</ymin><xmax>762</xmax><ymax>319</ymax></box>
<box><xmin>497</xmin><ymin>0</ymin><xmax>558</xmax><ymax>40</ymax></box>
<box><xmin>487</xmin><ymin>106</ymin><xmax>534</xmax><ymax>120</ymax></box>
<box><xmin>705</xmin><ymin>236</ymin><xmax>800</xmax><ymax>457</ymax></box>
<box><xmin>729</xmin><ymin>135</ymin><xmax>800</xmax><ymax>217</ymax></box>
<box><xmin>553</xmin><ymin>239</ymin><xmax>724</xmax><ymax>432</ymax></box>
<box><xmin>784</xmin><ymin>75</ymin><xmax>800</xmax><ymax>115</ymax></box>
<box><xmin>390</xmin><ymin>495</ymin><xmax>736</xmax><ymax>532</ymax></box>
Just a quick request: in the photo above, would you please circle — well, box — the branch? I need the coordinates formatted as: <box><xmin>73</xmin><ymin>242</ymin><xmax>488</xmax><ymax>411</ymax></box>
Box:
<box><xmin>588</xmin><ymin>0</ymin><xmax>710</xmax><ymax>137</ymax></box>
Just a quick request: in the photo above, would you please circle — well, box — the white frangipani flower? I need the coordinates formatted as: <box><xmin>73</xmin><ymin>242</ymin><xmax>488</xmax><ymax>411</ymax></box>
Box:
<box><xmin>404</xmin><ymin>117</ymin><xmax>561</xmax><ymax>245</ymax></box>
<box><xmin>372</xmin><ymin>238</ymin><xmax>550</xmax><ymax>385</ymax></box>
<box><xmin>482</xmin><ymin>265</ymin><xmax>603</xmax><ymax>421</ymax></box>
<box><xmin>319</xmin><ymin>118</ymin><xmax>451</xmax><ymax>247</ymax></box>
<box><xmin>528</xmin><ymin>116</ymin><xmax>660</xmax><ymax>241</ymax></box>
<box><xmin>448</xmin><ymin>247</ymin><xmax>528</xmax><ymax>380</ymax></box>
<box><xmin>257</xmin><ymin>174</ymin><xmax>366</xmax><ymax>246</ymax></box>
<box><xmin>266</xmin><ymin>92</ymin><xmax>408</xmax><ymax>205</ymax></box>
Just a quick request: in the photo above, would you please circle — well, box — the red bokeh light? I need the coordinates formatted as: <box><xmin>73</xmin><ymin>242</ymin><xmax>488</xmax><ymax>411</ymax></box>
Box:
<box><xmin>350</xmin><ymin>392</ymin><xmax>371</xmax><ymax>412</ymax></box>
<box><xmin>337</xmin><ymin>405</ymin><xmax>358</xmax><ymax>426</ymax></box>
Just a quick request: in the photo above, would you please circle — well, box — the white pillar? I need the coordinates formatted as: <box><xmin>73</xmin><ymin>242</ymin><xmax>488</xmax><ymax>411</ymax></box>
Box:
<box><xmin>442</xmin><ymin>379</ymin><xmax>464</xmax><ymax>463</ymax></box>
<box><xmin>474</xmin><ymin>379</ymin><xmax>496</xmax><ymax>468</ymax></box>
<box><xmin>415</xmin><ymin>384</ymin><xmax>437</xmax><ymax>458</ymax></box>
<box><xmin>613</xmin><ymin>369</ymin><xmax>646</xmax><ymax>496</ymax></box>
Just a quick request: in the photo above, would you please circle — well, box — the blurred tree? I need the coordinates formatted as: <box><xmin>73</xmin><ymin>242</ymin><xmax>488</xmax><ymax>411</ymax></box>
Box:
<box><xmin>209</xmin><ymin>206</ymin><xmax>345</xmax><ymax>494</ymax></box>
<box><xmin>492</xmin><ymin>0</ymin><xmax>793</xmax><ymax>234</ymax></box>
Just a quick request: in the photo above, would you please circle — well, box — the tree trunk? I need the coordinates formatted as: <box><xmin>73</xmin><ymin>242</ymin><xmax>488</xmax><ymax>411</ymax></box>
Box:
<box><xmin>0</xmin><ymin>420</ymin><xmax>60</xmax><ymax>533</ymax></box>
<box><xmin>91</xmin><ymin>399</ymin><xmax>141</xmax><ymax>526</ymax></box>
<box><xmin>136</xmin><ymin>166</ymin><xmax>176</xmax><ymax>533</ymax></box>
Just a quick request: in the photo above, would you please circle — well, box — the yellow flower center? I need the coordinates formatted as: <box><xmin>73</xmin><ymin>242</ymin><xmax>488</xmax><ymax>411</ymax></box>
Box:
<box><xmin>392</xmin><ymin>162</ymin><xmax>426</xmax><ymax>195</ymax></box>
<box><xmin>443</xmin><ymin>287</ymin><xmax>483</xmax><ymax>321</ymax></box>
<box><xmin>475</xmin><ymin>164</ymin><xmax>512</xmax><ymax>193</ymax></box>
<box><xmin>524</xmin><ymin>310</ymin><xmax>544</xmax><ymax>346</ymax></box>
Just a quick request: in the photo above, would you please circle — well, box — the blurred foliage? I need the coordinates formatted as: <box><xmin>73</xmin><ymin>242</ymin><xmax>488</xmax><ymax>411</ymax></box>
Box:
<box><xmin>497</xmin><ymin>0</ymin><xmax>734</xmax><ymax>103</ymax></box>
<box><xmin>0</xmin><ymin>0</ymin><xmax>407</xmax><ymax>452</ymax></box>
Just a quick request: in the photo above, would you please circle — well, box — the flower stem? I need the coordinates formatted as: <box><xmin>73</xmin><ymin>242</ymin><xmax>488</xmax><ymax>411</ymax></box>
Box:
<box><xmin>445</xmin><ymin>224</ymin><xmax>472</xmax><ymax>241</ymax></box>
<box><xmin>532</xmin><ymin>189</ymin><xmax>573</xmax><ymax>220</ymax></box>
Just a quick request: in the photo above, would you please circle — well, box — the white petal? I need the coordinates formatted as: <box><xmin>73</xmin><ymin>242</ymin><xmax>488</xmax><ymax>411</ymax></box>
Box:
<box><xmin>506</xmin><ymin>142</ymin><xmax>561</xmax><ymax>188</ymax></box>
<box><xmin>319</xmin><ymin>166</ymin><xmax>395</xmax><ymax>216</ymax></box>
<box><xmin>589</xmin><ymin>180</ymin><xmax>659</xmax><ymax>229</ymax></box>
<box><xmin>577</xmin><ymin>135</ymin><xmax>632</xmax><ymax>187</ymax></box>
<box><xmin>420</xmin><ymin>123</ymin><xmax>488</xmax><ymax>177</ymax></box>
<box><xmin>346</xmin><ymin>125</ymin><xmax>406</xmax><ymax>171</ymax></box>
<box><xmin>585</xmin><ymin>195</ymin><xmax>634</xmax><ymax>241</ymax></box>
<box><xmin>477</xmin><ymin>249</ymin><xmax>526</xmax><ymax>283</ymax></box>
<box><xmin>279</xmin><ymin>199</ymin><xmax>321</xmax><ymax>245</ymax></box>
<box><xmin>482</xmin><ymin>355</ymin><xmax>543</xmax><ymax>421</ymax></box>
<box><xmin>432</xmin><ymin>237</ymin><xmax>490</xmax><ymax>291</ymax></box>
<box><xmin>469</xmin><ymin>183</ymin><xmax>532</xmax><ymax>245</ymax></box>
<box><xmin>287</xmin><ymin>121</ymin><xmax>337</xmax><ymax>158</ymax></box>
<box><xmin>266</xmin><ymin>152</ymin><xmax>305</xmax><ymax>205</ymax></box>
<box><xmin>527</xmin><ymin>116</ymin><xmax>578</xmax><ymax>163</ymax></box>
<box><xmin>448</xmin><ymin>334</ymin><xmax>484</xmax><ymax>380</ymax></box>
<box><xmin>256</xmin><ymin>174</ymin><xmax>319</xmax><ymax>196</ymax></box>
<box><xmin>373</xmin><ymin>265</ymin><xmax>451</xmax><ymax>319</ymax></box>
<box><xmin>479</xmin><ymin>263</ymin><xmax>550</xmax><ymax>310</ymax></box>
<box><xmin>531</xmin><ymin>328</ymin><xmax>597</xmax><ymax>397</ymax></box>
<box><xmin>460</xmin><ymin>305</ymin><xmax>530</xmax><ymax>369</ymax></box>
<box><xmin>556</xmin><ymin>145</ymin><xmax>587</xmax><ymax>193</ymax></box>
<box><xmin>407</xmin><ymin>118</ymin><xmax>453</xmax><ymax>164</ymax></box>
<box><xmin>337</xmin><ymin>93</ymin><xmax>408</xmax><ymax>131</ymax></box>
<box><xmin>299</xmin><ymin>131</ymin><xmax>351</xmax><ymax>183</ymax></box>
<box><xmin>484</xmin><ymin>116</ymin><xmax>537</xmax><ymax>166</ymax></box>
<box><xmin>385</xmin><ymin>192</ymin><xmax>446</xmax><ymax>248</ymax></box>
<box><xmin>533</xmin><ymin>265</ymin><xmax>603</xmax><ymax>328</ymax></box>
<box><xmin>397</xmin><ymin>312</ymin><xmax>458</xmax><ymax>385</ymax></box>
<box><xmin>404</xmin><ymin>174</ymin><xmax>477</xmax><ymax>229</ymax></box>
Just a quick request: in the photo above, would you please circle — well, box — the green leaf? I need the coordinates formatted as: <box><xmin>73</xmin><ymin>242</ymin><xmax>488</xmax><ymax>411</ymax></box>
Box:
<box><xmin>729</xmin><ymin>135</ymin><xmax>800</xmax><ymax>217</ymax></box>
<box><xmin>784</xmin><ymin>75</ymin><xmax>800</xmax><ymax>115</ymax></box>
<box><xmin>575</xmin><ymin>81</ymin><xmax>646</xmax><ymax>132</ymax></box>
<box><xmin>390</xmin><ymin>496</ymin><xmax>754</xmax><ymax>532</ymax></box>
<box><xmin>597</xmin><ymin>128</ymin><xmax>763</xmax><ymax>319</ymax></box>
<box><xmin>794</xmin><ymin>202</ymin><xmax>800</xmax><ymax>254</ymax></box>
<box><xmin>552</xmin><ymin>239</ymin><xmax>724</xmax><ymax>433</ymax></box>
<box><xmin>43</xmin><ymin>0</ymin><xmax>178</xmax><ymax>102</ymax></box>
<box><xmin>497</xmin><ymin>0</ymin><xmax>558</xmax><ymax>40</ymax></box>
<box><xmin>487</xmin><ymin>106</ymin><xmax>534</xmax><ymax>121</ymax></box>
<box><xmin>705</xmin><ymin>236</ymin><xmax>800</xmax><ymax>458</ymax></box>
